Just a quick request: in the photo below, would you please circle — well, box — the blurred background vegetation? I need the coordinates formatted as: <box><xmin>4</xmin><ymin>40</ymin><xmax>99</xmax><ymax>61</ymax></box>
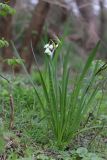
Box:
<box><xmin>0</xmin><ymin>0</ymin><xmax>107</xmax><ymax>72</ymax></box>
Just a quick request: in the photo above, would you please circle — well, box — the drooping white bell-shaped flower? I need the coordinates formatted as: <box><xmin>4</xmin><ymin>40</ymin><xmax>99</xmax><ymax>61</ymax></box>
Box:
<box><xmin>44</xmin><ymin>40</ymin><xmax>59</xmax><ymax>58</ymax></box>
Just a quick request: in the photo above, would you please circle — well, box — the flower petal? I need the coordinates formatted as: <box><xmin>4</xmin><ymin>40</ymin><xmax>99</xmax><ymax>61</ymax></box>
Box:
<box><xmin>49</xmin><ymin>44</ymin><xmax>54</xmax><ymax>50</ymax></box>
<box><xmin>55</xmin><ymin>44</ymin><xmax>58</xmax><ymax>48</ymax></box>
<box><xmin>44</xmin><ymin>48</ymin><xmax>52</xmax><ymax>55</ymax></box>
<box><xmin>44</xmin><ymin>43</ymin><xmax>49</xmax><ymax>48</ymax></box>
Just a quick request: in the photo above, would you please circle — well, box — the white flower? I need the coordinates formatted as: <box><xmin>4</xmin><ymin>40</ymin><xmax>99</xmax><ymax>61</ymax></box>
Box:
<box><xmin>44</xmin><ymin>48</ymin><xmax>51</xmax><ymax>55</ymax></box>
<box><xmin>44</xmin><ymin>48</ymin><xmax>53</xmax><ymax>58</ymax></box>
<box><xmin>44</xmin><ymin>41</ymin><xmax>59</xmax><ymax>58</ymax></box>
<box><xmin>44</xmin><ymin>43</ymin><xmax>50</xmax><ymax>49</ymax></box>
<box><xmin>49</xmin><ymin>44</ymin><xmax>54</xmax><ymax>50</ymax></box>
<box><xmin>44</xmin><ymin>43</ymin><xmax>54</xmax><ymax>50</ymax></box>
<box><xmin>44</xmin><ymin>43</ymin><xmax>54</xmax><ymax>58</ymax></box>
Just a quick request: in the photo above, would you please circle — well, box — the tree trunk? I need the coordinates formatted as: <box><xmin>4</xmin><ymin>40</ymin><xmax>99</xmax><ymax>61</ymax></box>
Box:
<box><xmin>75</xmin><ymin>0</ymin><xmax>99</xmax><ymax>52</ymax></box>
<box><xmin>19</xmin><ymin>0</ymin><xmax>50</xmax><ymax>72</ymax></box>
<box><xmin>99</xmin><ymin>0</ymin><xmax>106</xmax><ymax>58</ymax></box>
<box><xmin>99</xmin><ymin>0</ymin><xmax>106</xmax><ymax>40</ymax></box>
<box><xmin>0</xmin><ymin>1</ymin><xmax>16</xmax><ymax>71</ymax></box>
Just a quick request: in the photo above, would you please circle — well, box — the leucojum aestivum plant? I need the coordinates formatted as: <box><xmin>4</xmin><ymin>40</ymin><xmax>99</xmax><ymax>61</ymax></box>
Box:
<box><xmin>12</xmin><ymin>39</ymin><xmax>104</xmax><ymax>149</ymax></box>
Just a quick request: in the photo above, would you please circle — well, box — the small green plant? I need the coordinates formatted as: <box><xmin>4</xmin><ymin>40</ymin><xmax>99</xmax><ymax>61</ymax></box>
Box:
<box><xmin>31</xmin><ymin>41</ymin><xmax>101</xmax><ymax>148</ymax></box>
<box><xmin>5</xmin><ymin>57</ymin><xmax>24</xmax><ymax>78</ymax></box>
<box><xmin>12</xmin><ymin>40</ymin><xmax>103</xmax><ymax>149</ymax></box>
<box><xmin>0</xmin><ymin>3</ymin><xmax>15</xmax><ymax>16</ymax></box>
<box><xmin>0</xmin><ymin>57</ymin><xmax>24</xmax><ymax>130</ymax></box>
<box><xmin>72</xmin><ymin>147</ymin><xmax>104</xmax><ymax>160</ymax></box>
<box><xmin>0</xmin><ymin>38</ymin><xmax>9</xmax><ymax>48</ymax></box>
<box><xmin>6</xmin><ymin>57</ymin><xmax>24</xmax><ymax>66</ymax></box>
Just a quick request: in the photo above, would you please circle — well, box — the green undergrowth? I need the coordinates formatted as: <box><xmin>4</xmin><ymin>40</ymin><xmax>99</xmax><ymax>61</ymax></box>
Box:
<box><xmin>0</xmin><ymin>53</ymin><xmax>107</xmax><ymax>159</ymax></box>
<box><xmin>0</xmin><ymin>70</ymin><xmax>107</xmax><ymax>159</ymax></box>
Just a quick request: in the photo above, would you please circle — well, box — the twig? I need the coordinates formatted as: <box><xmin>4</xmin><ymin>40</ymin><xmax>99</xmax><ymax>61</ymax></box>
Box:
<box><xmin>0</xmin><ymin>74</ymin><xmax>10</xmax><ymax>83</ymax></box>
<box><xmin>9</xmin><ymin>94</ymin><xmax>14</xmax><ymax>130</ymax></box>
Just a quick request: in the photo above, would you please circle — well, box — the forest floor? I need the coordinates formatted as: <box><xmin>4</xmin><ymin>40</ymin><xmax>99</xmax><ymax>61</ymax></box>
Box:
<box><xmin>0</xmin><ymin>71</ymin><xmax>106</xmax><ymax>160</ymax></box>
<box><xmin>0</xmin><ymin>51</ymin><xmax>107</xmax><ymax>160</ymax></box>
